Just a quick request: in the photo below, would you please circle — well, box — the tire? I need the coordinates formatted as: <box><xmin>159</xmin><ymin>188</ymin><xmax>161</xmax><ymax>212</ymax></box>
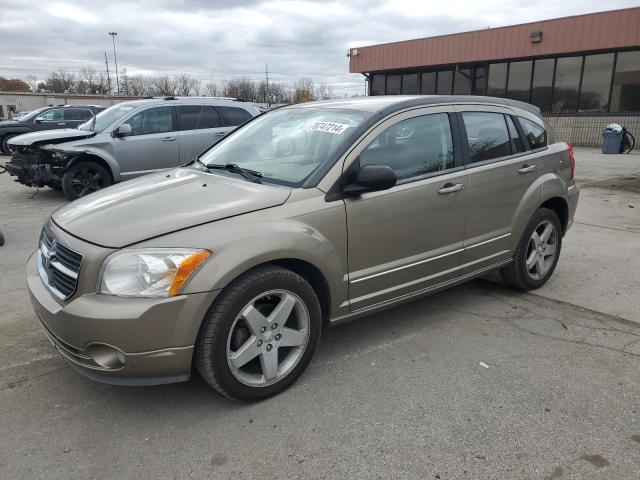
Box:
<box><xmin>61</xmin><ymin>160</ymin><xmax>112</xmax><ymax>200</ymax></box>
<box><xmin>1</xmin><ymin>134</ymin><xmax>17</xmax><ymax>155</ymax></box>
<box><xmin>195</xmin><ymin>265</ymin><xmax>322</xmax><ymax>401</ymax></box>
<box><xmin>500</xmin><ymin>207</ymin><xmax>562</xmax><ymax>290</ymax></box>
<box><xmin>47</xmin><ymin>182</ymin><xmax>62</xmax><ymax>191</ymax></box>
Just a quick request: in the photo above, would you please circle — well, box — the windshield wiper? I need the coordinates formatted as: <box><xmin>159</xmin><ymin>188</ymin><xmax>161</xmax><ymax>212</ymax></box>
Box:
<box><xmin>206</xmin><ymin>163</ymin><xmax>263</xmax><ymax>183</ymax></box>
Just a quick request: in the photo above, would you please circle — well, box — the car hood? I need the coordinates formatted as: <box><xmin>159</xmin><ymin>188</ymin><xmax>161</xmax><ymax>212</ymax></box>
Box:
<box><xmin>9</xmin><ymin>129</ymin><xmax>95</xmax><ymax>147</ymax></box>
<box><xmin>52</xmin><ymin>168</ymin><xmax>291</xmax><ymax>248</ymax></box>
<box><xmin>0</xmin><ymin>120</ymin><xmax>19</xmax><ymax>127</ymax></box>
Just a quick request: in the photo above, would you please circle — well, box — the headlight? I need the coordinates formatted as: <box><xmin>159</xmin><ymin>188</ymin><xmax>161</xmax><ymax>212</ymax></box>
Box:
<box><xmin>99</xmin><ymin>249</ymin><xmax>211</xmax><ymax>298</ymax></box>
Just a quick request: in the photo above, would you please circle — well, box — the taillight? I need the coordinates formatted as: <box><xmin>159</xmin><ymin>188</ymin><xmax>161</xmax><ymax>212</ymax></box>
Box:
<box><xmin>566</xmin><ymin>142</ymin><xmax>575</xmax><ymax>180</ymax></box>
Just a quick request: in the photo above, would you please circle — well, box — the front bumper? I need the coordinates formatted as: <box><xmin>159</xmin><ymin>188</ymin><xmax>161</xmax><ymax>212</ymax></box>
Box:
<box><xmin>27</xmin><ymin>253</ymin><xmax>219</xmax><ymax>386</ymax></box>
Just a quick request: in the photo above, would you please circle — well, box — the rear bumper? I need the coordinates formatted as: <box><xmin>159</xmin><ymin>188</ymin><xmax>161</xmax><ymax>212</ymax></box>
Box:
<box><xmin>27</xmin><ymin>253</ymin><xmax>219</xmax><ymax>386</ymax></box>
<box><xmin>566</xmin><ymin>183</ymin><xmax>580</xmax><ymax>232</ymax></box>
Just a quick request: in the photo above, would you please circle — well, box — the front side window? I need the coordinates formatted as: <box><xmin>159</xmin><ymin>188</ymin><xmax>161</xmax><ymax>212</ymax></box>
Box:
<box><xmin>360</xmin><ymin>113</ymin><xmax>455</xmax><ymax>181</ymax></box>
<box><xmin>199</xmin><ymin>107</ymin><xmax>371</xmax><ymax>187</ymax></box>
<box><xmin>520</xmin><ymin>118</ymin><xmax>547</xmax><ymax>149</ymax></box>
<box><xmin>127</xmin><ymin>107</ymin><xmax>174</xmax><ymax>136</ymax></box>
<box><xmin>178</xmin><ymin>105</ymin><xmax>220</xmax><ymax>130</ymax></box>
<box><xmin>37</xmin><ymin>108</ymin><xmax>64</xmax><ymax>122</ymax></box>
<box><xmin>218</xmin><ymin>107</ymin><xmax>252</xmax><ymax>127</ymax></box>
<box><xmin>462</xmin><ymin>112</ymin><xmax>512</xmax><ymax>163</ymax></box>
<box><xmin>78</xmin><ymin>104</ymin><xmax>137</xmax><ymax>132</ymax></box>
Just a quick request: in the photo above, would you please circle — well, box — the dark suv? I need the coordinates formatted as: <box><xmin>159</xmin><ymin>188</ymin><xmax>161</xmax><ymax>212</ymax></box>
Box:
<box><xmin>0</xmin><ymin>104</ymin><xmax>104</xmax><ymax>154</ymax></box>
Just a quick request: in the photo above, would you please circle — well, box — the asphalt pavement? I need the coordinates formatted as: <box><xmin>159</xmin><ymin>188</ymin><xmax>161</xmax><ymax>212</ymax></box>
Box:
<box><xmin>0</xmin><ymin>149</ymin><xmax>639</xmax><ymax>479</ymax></box>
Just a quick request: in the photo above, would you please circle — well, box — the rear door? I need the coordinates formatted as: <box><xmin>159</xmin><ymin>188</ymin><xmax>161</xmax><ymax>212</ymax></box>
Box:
<box><xmin>176</xmin><ymin>105</ymin><xmax>227</xmax><ymax>163</ymax></box>
<box><xmin>455</xmin><ymin>106</ymin><xmax>542</xmax><ymax>274</ymax></box>
<box><xmin>345</xmin><ymin>107</ymin><xmax>469</xmax><ymax>312</ymax></box>
<box><xmin>114</xmin><ymin>106</ymin><xmax>180</xmax><ymax>179</ymax></box>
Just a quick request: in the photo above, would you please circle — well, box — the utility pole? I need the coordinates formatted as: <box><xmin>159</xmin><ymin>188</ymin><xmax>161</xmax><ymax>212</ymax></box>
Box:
<box><xmin>108</xmin><ymin>32</ymin><xmax>120</xmax><ymax>95</ymax></box>
<box><xmin>104</xmin><ymin>51</ymin><xmax>112</xmax><ymax>95</ymax></box>
<box><xmin>265</xmin><ymin>64</ymin><xmax>269</xmax><ymax>107</ymax></box>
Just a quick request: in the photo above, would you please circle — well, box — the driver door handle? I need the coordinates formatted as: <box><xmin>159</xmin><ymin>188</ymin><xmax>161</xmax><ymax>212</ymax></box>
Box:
<box><xmin>162</xmin><ymin>136</ymin><xmax>176</xmax><ymax>141</ymax></box>
<box><xmin>57</xmin><ymin>122</ymin><xmax>67</xmax><ymax>126</ymax></box>
<box><xmin>216</xmin><ymin>132</ymin><xmax>227</xmax><ymax>137</ymax></box>
<box><xmin>437</xmin><ymin>182</ymin><xmax>465</xmax><ymax>195</ymax></box>
<box><xmin>518</xmin><ymin>164</ymin><xmax>536</xmax><ymax>174</ymax></box>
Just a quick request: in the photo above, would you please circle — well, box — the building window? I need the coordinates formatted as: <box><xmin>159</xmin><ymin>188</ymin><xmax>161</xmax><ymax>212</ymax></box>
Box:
<box><xmin>578</xmin><ymin>53</ymin><xmax>614</xmax><ymax>112</ymax></box>
<box><xmin>507</xmin><ymin>60</ymin><xmax>532</xmax><ymax>103</ymax></box>
<box><xmin>487</xmin><ymin>63</ymin><xmax>507</xmax><ymax>97</ymax></box>
<box><xmin>552</xmin><ymin>56</ymin><xmax>582</xmax><ymax>114</ymax></box>
<box><xmin>436</xmin><ymin>70</ymin><xmax>453</xmax><ymax>95</ymax></box>
<box><xmin>386</xmin><ymin>74</ymin><xmax>401</xmax><ymax>94</ymax></box>
<box><xmin>611</xmin><ymin>50</ymin><xmax>640</xmax><ymax>112</ymax></box>
<box><xmin>421</xmin><ymin>72</ymin><xmax>436</xmax><ymax>94</ymax></box>
<box><xmin>531</xmin><ymin>58</ymin><xmax>554</xmax><ymax>113</ymax></box>
<box><xmin>473</xmin><ymin>66</ymin><xmax>487</xmax><ymax>95</ymax></box>
<box><xmin>401</xmin><ymin>73</ymin><xmax>419</xmax><ymax>94</ymax></box>
<box><xmin>454</xmin><ymin>67</ymin><xmax>472</xmax><ymax>95</ymax></box>
<box><xmin>371</xmin><ymin>74</ymin><xmax>385</xmax><ymax>96</ymax></box>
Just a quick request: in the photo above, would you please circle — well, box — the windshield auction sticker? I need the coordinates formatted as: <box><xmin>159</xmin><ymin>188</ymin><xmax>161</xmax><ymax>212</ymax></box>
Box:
<box><xmin>309</xmin><ymin>121</ymin><xmax>350</xmax><ymax>135</ymax></box>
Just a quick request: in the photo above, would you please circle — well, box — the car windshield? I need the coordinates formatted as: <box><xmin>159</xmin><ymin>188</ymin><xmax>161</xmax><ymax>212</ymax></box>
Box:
<box><xmin>16</xmin><ymin>107</ymin><xmax>48</xmax><ymax>123</ymax></box>
<box><xmin>77</xmin><ymin>104</ymin><xmax>136</xmax><ymax>133</ymax></box>
<box><xmin>199</xmin><ymin>107</ymin><xmax>372</xmax><ymax>187</ymax></box>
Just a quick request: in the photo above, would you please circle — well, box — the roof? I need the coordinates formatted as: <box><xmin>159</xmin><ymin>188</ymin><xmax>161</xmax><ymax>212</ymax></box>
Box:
<box><xmin>349</xmin><ymin>7</ymin><xmax>640</xmax><ymax>73</ymax></box>
<box><xmin>290</xmin><ymin>95</ymin><xmax>542</xmax><ymax>118</ymax></box>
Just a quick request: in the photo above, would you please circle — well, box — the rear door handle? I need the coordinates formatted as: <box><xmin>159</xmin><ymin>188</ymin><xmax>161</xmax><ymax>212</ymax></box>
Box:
<box><xmin>216</xmin><ymin>132</ymin><xmax>227</xmax><ymax>137</ymax></box>
<box><xmin>518</xmin><ymin>164</ymin><xmax>536</xmax><ymax>174</ymax></box>
<box><xmin>437</xmin><ymin>182</ymin><xmax>465</xmax><ymax>195</ymax></box>
<box><xmin>57</xmin><ymin>123</ymin><xmax>66</xmax><ymax>126</ymax></box>
<box><xmin>162</xmin><ymin>137</ymin><xmax>176</xmax><ymax>141</ymax></box>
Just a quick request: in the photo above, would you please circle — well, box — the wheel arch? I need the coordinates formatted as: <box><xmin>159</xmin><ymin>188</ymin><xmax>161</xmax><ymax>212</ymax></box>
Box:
<box><xmin>64</xmin><ymin>151</ymin><xmax>121</xmax><ymax>182</ymax></box>
<box><xmin>540</xmin><ymin>196</ymin><xmax>569</xmax><ymax>234</ymax></box>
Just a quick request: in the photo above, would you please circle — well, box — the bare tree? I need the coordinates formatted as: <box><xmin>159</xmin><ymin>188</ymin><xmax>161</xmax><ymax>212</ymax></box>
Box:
<box><xmin>42</xmin><ymin>69</ymin><xmax>77</xmax><ymax>93</ymax></box>
<box><xmin>153</xmin><ymin>75</ymin><xmax>177</xmax><ymax>96</ymax></box>
<box><xmin>316</xmin><ymin>82</ymin><xmax>334</xmax><ymax>100</ymax></box>
<box><xmin>204</xmin><ymin>81</ymin><xmax>218</xmax><ymax>97</ymax></box>
<box><xmin>175</xmin><ymin>74</ymin><xmax>198</xmax><ymax>96</ymax></box>
<box><xmin>293</xmin><ymin>77</ymin><xmax>315</xmax><ymax>103</ymax></box>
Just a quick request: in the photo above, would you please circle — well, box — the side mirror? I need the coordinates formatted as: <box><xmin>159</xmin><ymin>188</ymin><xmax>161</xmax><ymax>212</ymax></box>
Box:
<box><xmin>114</xmin><ymin>123</ymin><xmax>132</xmax><ymax>137</ymax></box>
<box><xmin>344</xmin><ymin>164</ymin><xmax>397</xmax><ymax>196</ymax></box>
<box><xmin>34</xmin><ymin>117</ymin><xmax>45</xmax><ymax>124</ymax></box>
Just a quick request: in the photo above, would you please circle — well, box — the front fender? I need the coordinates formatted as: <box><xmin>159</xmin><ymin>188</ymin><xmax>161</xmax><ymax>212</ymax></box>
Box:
<box><xmin>1</xmin><ymin>127</ymin><xmax>31</xmax><ymax>138</ymax></box>
<box><xmin>49</xmin><ymin>146</ymin><xmax>122</xmax><ymax>182</ymax></box>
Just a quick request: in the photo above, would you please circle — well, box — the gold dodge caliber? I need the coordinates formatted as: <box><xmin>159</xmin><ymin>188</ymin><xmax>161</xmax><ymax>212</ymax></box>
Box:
<box><xmin>28</xmin><ymin>96</ymin><xmax>579</xmax><ymax>400</ymax></box>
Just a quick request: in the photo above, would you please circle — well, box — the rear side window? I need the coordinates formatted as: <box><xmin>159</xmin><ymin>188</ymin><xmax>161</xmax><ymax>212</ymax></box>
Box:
<box><xmin>64</xmin><ymin>108</ymin><xmax>93</xmax><ymax>121</ymax></box>
<box><xmin>127</xmin><ymin>106</ymin><xmax>174</xmax><ymax>136</ymax></box>
<box><xmin>360</xmin><ymin>113</ymin><xmax>455</xmax><ymax>181</ymax></box>
<box><xmin>218</xmin><ymin>106</ymin><xmax>253</xmax><ymax>126</ymax></box>
<box><xmin>520</xmin><ymin>118</ymin><xmax>547</xmax><ymax>149</ymax></box>
<box><xmin>461</xmin><ymin>112</ymin><xmax>512</xmax><ymax>163</ymax></box>
<box><xmin>178</xmin><ymin>105</ymin><xmax>220</xmax><ymax>130</ymax></box>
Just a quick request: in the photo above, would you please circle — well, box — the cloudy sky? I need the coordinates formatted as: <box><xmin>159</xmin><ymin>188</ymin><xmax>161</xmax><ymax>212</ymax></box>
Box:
<box><xmin>0</xmin><ymin>0</ymin><xmax>638</xmax><ymax>96</ymax></box>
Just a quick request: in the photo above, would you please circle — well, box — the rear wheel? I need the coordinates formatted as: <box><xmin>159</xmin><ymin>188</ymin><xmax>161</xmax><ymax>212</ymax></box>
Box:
<box><xmin>500</xmin><ymin>208</ymin><xmax>562</xmax><ymax>290</ymax></box>
<box><xmin>195</xmin><ymin>265</ymin><xmax>322</xmax><ymax>400</ymax></box>
<box><xmin>61</xmin><ymin>160</ymin><xmax>112</xmax><ymax>200</ymax></box>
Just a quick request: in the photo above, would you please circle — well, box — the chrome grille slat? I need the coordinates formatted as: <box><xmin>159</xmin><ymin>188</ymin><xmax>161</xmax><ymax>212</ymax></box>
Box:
<box><xmin>37</xmin><ymin>229</ymin><xmax>82</xmax><ymax>301</ymax></box>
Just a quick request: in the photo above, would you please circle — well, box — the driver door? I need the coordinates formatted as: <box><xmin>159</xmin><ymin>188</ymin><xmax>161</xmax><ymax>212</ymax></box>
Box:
<box><xmin>34</xmin><ymin>108</ymin><xmax>69</xmax><ymax>130</ymax></box>
<box><xmin>344</xmin><ymin>107</ymin><xmax>469</xmax><ymax>312</ymax></box>
<box><xmin>114</xmin><ymin>106</ymin><xmax>181</xmax><ymax>179</ymax></box>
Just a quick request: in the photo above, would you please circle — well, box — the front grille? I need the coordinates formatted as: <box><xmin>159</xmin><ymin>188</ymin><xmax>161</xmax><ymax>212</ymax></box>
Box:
<box><xmin>37</xmin><ymin>229</ymin><xmax>82</xmax><ymax>301</ymax></box>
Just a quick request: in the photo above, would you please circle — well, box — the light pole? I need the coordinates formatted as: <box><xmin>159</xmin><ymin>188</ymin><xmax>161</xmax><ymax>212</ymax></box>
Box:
<box><xmin>108</xmin><ymin>32</ymin><xmax>119</xmax><ymax>95</ymax></box>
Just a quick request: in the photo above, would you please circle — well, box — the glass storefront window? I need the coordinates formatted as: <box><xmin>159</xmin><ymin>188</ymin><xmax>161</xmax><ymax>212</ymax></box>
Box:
<box><xmin>531</xmin><ymin>58</ymin><xmax>554</xmax><ymax>113</ymax></box>
<box><xmin>386</xmin><ymin>74</ymin><xmax>401</xmax><ymax>95</ymax></box>
<box><xmin>611</xmin><ymin>50</ymin><xmax>640</xmax><ymax>112</ymax></box>
<box><xmin>579</xmin><ymin>53</ymin><xmax>614</xmax><ymax>112</ymax></box>
<box><xmin>487</xmin><ymin>63</ymin><xmax>507</xmax><ymax>97</ymax></box>
<box><xmin>371</xmin><ymin>74</ymin><xmax>385</xmax><ymax>96</ymax></box>
<box><xmin>421</xmin><ymin>71</ymin><xmax>436</xmax><ymax>94</ymax></box>
<box><xmin>454</xmin><ymin>67</ymin><xmax>472</xmax><ymax>95</ymax></box>
<box><xmin>436</xmin><ymin>70</ymin><xmax>453</xmax><ymax>95</ymax></box>
<box><xmin>507</xmin><ymin>60</ymin><xmax>532</xmax><ymax>103</ymax></box>
<box><xmin>552</xmin><ymin>56</ymin><xmax>582</xmax><ymax>113</ymax></box>
<box><xmin>473</xmin><ymin>66</ymin><xmax>487</xmax><ymax>95</ymax></box>
<box><xmin>401</xmin><ymin>73</ymin><xmax>419</xmax><ymax>94</ymax></box>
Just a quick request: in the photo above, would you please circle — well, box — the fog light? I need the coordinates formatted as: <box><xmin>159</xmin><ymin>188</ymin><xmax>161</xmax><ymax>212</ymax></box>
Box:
<box><xmin>86</xmin><ymin>344</ymin><xmax>125</xmax><ymax>370</ymax></box>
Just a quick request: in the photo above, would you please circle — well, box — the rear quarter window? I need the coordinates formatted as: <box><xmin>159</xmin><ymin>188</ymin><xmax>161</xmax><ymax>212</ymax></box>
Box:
<box><xmin>520</xmin><ymin>117</ymin><xmax>547</xmax><ymax>149</ymax></box>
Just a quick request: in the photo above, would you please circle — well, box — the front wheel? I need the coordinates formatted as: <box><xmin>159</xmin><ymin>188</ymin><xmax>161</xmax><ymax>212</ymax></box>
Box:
<box><xmin>61</xmin><ymin>161</ymin><xmax>112</xmax><ymax>200</ymax></box>
<box><xmin>195</xmin><ymin>265</ymin><xmax>322</xmax><ymax>400</ymax></box>
<box><xmin>500</xmin><ymin>208</ymin><xmax>562</xmax><ymax>290</ymax></box>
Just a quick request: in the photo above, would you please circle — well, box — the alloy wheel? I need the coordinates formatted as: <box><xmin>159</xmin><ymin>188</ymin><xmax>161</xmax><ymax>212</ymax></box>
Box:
<box><xmin>526</xmin><ymin>220</ymin><xmax>558</xmax><ymax>280</ymax></box>
<box><xmin>71</xmin><ymin>167</ymin><xmax>106</xmax><ymax>196</ymax></box>
<box><xmin>226</xmin><ymin>289</ymin><xmax>310</xmax><ymax>387</ymax></box>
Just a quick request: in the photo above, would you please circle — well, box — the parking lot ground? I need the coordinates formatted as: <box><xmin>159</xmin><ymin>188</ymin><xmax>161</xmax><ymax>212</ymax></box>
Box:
<box><xmin>1</xmin><ymin>148</ymin><xmax>639</xmax><ymax>479</ymax></box>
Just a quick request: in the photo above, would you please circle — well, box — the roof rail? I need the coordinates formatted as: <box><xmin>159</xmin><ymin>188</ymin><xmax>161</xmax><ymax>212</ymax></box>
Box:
<box><xmin>164</xmin><ymin>96</ymin><xmax>178</xmax><ymax>100</ymax></box>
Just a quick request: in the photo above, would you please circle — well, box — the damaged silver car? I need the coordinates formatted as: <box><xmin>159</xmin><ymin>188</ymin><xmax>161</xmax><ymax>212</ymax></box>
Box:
<box><xmin>5</xmin><ymin>97</ymin><xmax>260</xmax><ymax>199</ymax></box>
